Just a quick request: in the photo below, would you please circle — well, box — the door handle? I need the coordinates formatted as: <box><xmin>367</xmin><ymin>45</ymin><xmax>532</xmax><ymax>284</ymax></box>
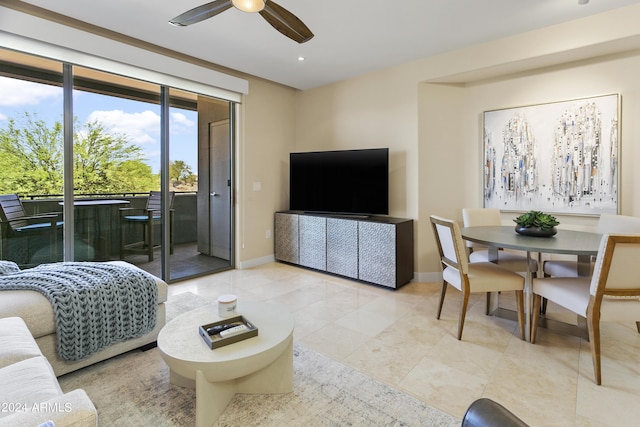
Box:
<box><xmin>210</xmin><ymin>192</ymin><xmax>219</xmax><ymax>197</ymax></box>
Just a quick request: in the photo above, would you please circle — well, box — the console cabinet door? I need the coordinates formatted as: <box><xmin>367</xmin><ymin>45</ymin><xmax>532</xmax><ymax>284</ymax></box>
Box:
<box><xmin>358</xmin><ymin>221</ymin><xmax>396</xmax><ymax>287</ymax></box>
<box><xmin>326</xmin><ymin>218</ymin><xmax>358</xmax><ymax>279</ymax></box>
<box><xmin>275</xmin><ymin>212</ymin><xmax>413</xmax><ymax>289</ymax></box>
<box><xmin>275</xmin><ymin>213</ymin><xmax>299</xmax><ymax>264</ymax></box>
<box><xmin>299</xmin><ymin>215</ymin><xmax>326</xmax><ymax>270</ymax></box>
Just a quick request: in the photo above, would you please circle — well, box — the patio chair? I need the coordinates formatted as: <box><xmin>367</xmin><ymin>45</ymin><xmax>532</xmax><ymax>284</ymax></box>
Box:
<box><xmin>531</xmin><ymin>233</ymin><xmax>640</xmax><ymax>385</ymax></box>
<box><xmin>120</xmin><ymin>191</ymin><xmax>174</xmax><ymax>262</ymax></box>
<box><xmin>430</xmin><ymin>215</ymin><xmax>525</xmax><ymax>340</ymax></box>
<box><xmin>0</xmin><ymin>194</ymin><xmax>63</xmax><ymax>266</ymax></box>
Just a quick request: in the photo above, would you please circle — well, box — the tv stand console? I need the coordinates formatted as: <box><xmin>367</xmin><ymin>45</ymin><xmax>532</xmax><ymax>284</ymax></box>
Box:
<box><xmin>274</xmin><ymin>211</ymin><xmax>413</xmax><ymax>289</ymax></box>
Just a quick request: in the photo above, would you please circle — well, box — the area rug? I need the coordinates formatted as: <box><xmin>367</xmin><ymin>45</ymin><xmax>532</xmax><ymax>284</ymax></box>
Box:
<box><xmin>58</xmin><ymin>292</ymin><xmax>459</xmax><ymax>426</ymax></box>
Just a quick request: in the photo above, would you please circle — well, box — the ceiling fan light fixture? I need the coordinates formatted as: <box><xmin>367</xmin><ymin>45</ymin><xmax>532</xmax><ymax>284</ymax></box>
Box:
<box><xmin>232</xmin><ymin>0</ymin><xmax>266</xmax><ymax>12</ymax></box>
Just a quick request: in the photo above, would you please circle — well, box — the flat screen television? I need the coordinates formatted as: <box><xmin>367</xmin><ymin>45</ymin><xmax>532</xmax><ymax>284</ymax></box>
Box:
<box><xmin>289</xmin><ymin>148</ymin><xmax>389</xmax><ymax>215</ymax></box>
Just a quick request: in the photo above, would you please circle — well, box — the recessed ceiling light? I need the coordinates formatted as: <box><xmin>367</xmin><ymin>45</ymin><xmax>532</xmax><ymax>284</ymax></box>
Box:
<box><xmin>578</xmin><ymin>0</ymin><xmax>589</xmax><ymax>5</ymax></box>
<box><xmin>298</xmin><ymin>57</ymin><xmax>305</xmax><ymax>61</ymax></box>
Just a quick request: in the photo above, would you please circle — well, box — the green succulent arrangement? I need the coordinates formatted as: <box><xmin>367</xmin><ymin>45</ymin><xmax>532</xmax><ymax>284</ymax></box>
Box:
<box><xmin>513</xmin><ymin>210</ymin><xmax>560</xmax><ymax>230</ymax></box>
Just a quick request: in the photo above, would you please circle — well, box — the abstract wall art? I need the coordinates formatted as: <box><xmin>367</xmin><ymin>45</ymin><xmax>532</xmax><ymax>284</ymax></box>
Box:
<box><xmin>483</xmin><ymin>94</ymin><xmax>620</xmax><ymax>215</ymax></box>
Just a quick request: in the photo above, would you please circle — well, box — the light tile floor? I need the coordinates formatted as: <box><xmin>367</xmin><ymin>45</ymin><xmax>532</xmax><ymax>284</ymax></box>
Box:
<box><xmin>167</xmin><ymin>262</ymin><xmax>640</xmax><ymax>427</ymax></box>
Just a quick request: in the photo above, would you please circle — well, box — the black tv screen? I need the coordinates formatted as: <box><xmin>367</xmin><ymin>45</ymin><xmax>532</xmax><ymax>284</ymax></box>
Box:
<box><xmin>289</xmin><ymin>148</ymin><xmax>389</xmax><ymax>215</ymax></box>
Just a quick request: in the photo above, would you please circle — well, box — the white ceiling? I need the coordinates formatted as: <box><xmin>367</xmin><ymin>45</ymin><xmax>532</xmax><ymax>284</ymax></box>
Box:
<box><xmin>18</xmin><ymin>0</ymin><xmax>640</xmax><ymax>90</ymax></box>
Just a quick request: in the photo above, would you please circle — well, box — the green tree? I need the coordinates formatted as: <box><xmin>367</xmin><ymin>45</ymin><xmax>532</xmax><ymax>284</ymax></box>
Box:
<box><xmin>0</xmin><ymin>112</ymin><xmax>63</xmax><ymax>195</ymax></box>
<box><xmin>169</xmin><ymin>159</ymin><xmax>196</xmax><ymax>188</ymax></box>
<box><xmin>0</xmin><ymin>113</ymin><xmax>158</xmax><ymax>195</ymax></box>
<box><xmin>111</xmin><ymin>160</ymin><xmax>159</xmax><ymax>193</ymax></box>
<box><xmin>73</xmin><ymin>120</ymin><xmax>158</xmax><ymax>193</ymax></box>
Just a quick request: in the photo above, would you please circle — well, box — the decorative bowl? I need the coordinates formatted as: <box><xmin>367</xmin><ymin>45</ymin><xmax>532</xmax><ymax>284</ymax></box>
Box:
<box><xmin>515</xmin><ymin>225</ymin><xmax>557</xmax><ymax>237</ymax></box>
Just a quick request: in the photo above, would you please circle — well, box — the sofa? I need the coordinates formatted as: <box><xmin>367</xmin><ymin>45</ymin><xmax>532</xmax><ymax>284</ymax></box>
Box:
<box><xmin>0</xmin><ymin>316</ymin><xmax>97</xmax><ymax>426</ymax></box>
<box><xmin>0</xmin><ymin>260</ymin><xmax>168</xmax><ymax>376</ymax></box>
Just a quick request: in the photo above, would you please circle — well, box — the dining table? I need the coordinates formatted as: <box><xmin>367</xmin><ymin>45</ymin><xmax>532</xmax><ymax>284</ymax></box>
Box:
<box><xmin>460</xmin><ymin>225</ymin><xmax>602</xmax><ymax>341</ymax></box>
<box><xmin>59</xmin><ymin>199</ymin><xmax>130</xmax><ymax>261</ymax></box>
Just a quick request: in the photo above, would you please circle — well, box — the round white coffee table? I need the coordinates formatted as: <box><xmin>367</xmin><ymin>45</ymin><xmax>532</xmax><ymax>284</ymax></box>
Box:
<box><xmin>157</xmin><ymin>300</ymin><xmax>294</xmax><ymax>427</ymax></box>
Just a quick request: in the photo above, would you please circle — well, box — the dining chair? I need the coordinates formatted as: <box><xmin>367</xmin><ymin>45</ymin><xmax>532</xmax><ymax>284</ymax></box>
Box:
<box><xmin>531</xmin><ymin>233</ymin><xmax>640</xmax><ymax>385</ymax></box>
<box><xmin>0</xmin><ymin>194</ymin><xmax>63</xmax><ymax>266</ymax></box>
<box><xmin>120</xmin><ymin>191</ymin><xmax>175</xmax><ymax>262</ymax></box>
<box><xmin>463</xmin><ymin>208</ymin><xmax>537</xmax><ymax>316</ymax></box>
<box><xmin>462</xmin><ymin>208</ymin><xmax>538</xmax><ymax>272</ymax></box>
<box><xmin>430</xmin><ymin>215</ymin><xmax>525</xmax><ymax>340</ymax></box>
<box><xmin>543</xmin><ymin>213</ymin><xmax>640</xmax><ymax>277</ymax></box>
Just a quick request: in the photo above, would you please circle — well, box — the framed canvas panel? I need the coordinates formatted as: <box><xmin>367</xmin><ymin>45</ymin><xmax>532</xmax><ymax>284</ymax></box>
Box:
<box><xmin>483</xmin><ymin>94</ymin><xmax>620</xmax><ymax>215</ymax></box>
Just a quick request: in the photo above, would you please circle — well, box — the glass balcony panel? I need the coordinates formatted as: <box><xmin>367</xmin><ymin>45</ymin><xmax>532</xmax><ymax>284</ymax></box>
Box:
<box><xmin>0</xmin><ymin>50</ymin><xmax>63</xmax><ymax>267</ymax></box>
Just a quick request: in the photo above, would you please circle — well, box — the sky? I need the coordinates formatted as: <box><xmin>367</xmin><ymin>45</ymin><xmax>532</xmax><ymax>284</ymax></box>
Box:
<box><xmin>0</xmin><ymin>76</ymin><xmax>198</xmax><ymax>174</ymax></box>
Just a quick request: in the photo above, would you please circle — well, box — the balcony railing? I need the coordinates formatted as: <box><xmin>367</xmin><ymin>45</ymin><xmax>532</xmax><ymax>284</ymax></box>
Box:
<box><xmin>3</xmin><ymin>192</ymin><xmax>198</xmax><ymax>265</ymax></box>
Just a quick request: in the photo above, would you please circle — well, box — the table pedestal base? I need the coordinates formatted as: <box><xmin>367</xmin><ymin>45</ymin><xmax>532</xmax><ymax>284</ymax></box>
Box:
<box><xmin>536</xmin><ymin>315</ymin><xmax>589</xmax><ymax>341</ymax></box>
<box><xmin>485</xmin><ymin>292</ymin><xmax>590</xmax><ymax>341</ymax></box>
<box><xmin>169</xmin><ymin>337</ymin><xmax>293</xmax><ymax>427</ymax></box>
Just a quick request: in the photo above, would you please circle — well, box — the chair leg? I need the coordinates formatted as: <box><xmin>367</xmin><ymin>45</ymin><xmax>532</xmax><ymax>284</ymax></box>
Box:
<box><xmin>515</xmin><ymin>290</ymin><xmax>525</xmax><ymax>340</ymax></box>
<box><xmin>531</xmin><ymin>294</ymin><xmax>542</xmax><ymax>344</ymax></box>
<box><xmin>436</xmin><ymin>281</ymin><xmax>447</xmax><ymax>320</ymax></box>
<box><xmin>120</xmin><ymin>220</ymin><xmax>125</xmax><ymax>260</ymax></box>
<box><xmin>48</xmin><ymin>230</ymin><xmax>56</xmax><ymax>263</ymax></box>
<box><xmin>48</xmin><ymin>217</ymin><xmax>58</xmax><ymax>262</ymax></box>
<box><xmin>587</xmin><ymin>303</ymin><xmax>602</xmax><ymax>385</ymax></box>
<box><xmin>540</xmin><ymin>270</ymin><xmax>551</xmax><ymax>313</ymax></box>
<box><xmin>485</xmin><ymin>292</ymin><xmax>490</xmax><ymax>315</ymax></box>
<box><xmin>147</xmin><ymin>222</ymin><xmax>153</xmax><ymax>262</ymax></box>
<box><xmin>170</xmin><ymin>210</ymin><xmax>174</xmax><ymax>255</ymax></box>
<box><xmin>457</xmin><ymin>291</ymin><xmax>470</xmax><ymax>340</ymax></box>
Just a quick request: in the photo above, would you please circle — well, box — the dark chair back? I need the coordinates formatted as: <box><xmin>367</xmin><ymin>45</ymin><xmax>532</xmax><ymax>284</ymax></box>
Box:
<box><xmin>0</xmin><ymin>194</ymin><xmax>29</xmax><ymax>231</ymax></box>
<box><xmin>146</xmin><ymin>191</ymin><xmax>175</xmax><ymax>212</ymax></box>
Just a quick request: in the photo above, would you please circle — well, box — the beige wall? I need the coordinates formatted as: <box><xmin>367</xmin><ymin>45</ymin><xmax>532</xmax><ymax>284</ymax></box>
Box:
<box><xmin>236</xmin><ymin>78</ymin><xmax>297</xmax><ymax>267</ymax></box>
<box><xmin>295</xmin><ymin>67</ymin><xmax>420</xmax><ymax>221</ymax></box>
<box><xmin>293</xmin><ymin>4</ymin><xmax>640</xmax><ymax>279</ymax></box>
<box><xmin>417</xmin><ymin>83</ymin><xmax>467</xmax><ymax>275</ymax></box>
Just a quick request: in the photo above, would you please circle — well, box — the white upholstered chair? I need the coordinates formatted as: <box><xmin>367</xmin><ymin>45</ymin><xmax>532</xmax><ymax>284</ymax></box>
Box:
<box><xmin>543</xmin><ymin>213</ymin><xmax>640</xmax><ymax>277</ymax></box>
<box><xmin>531</xmin><ymin>233</ymin><xmax>640</xmax><ymax>385</ymax></box>
<box><xmin>462</xmin><ymin>208</ymin><xmax>537</xmax><ymax>272</ymax></box>
<box><xmin>430</xmin><ymin>215</ymin><xmax>525</xmax><ymax>340</ymax></box>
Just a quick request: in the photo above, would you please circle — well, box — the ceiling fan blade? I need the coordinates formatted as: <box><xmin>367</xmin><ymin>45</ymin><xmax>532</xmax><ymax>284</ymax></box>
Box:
<box><xmin>259</xmin><ymin>1</ymin><xmax>314</xmax><ymax>43</ymax></box>
<box><xmin>169</xmin><ymin>0</ymin><xmax>233</xmax><ymax>26</ymax></box>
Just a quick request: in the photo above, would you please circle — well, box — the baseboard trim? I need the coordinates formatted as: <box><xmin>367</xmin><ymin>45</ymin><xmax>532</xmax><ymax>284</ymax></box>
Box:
<box><xmin>237</xmin><ymin>256</ymin><xmax>442</xmax><ymax>284</ymax></box>
<box><xmin>237</xmin><ymin>254</ymin><xmax>275</xmax><ymax>270</ymax></box>
<box><xmin>413</xmin><ymin>271</ymin><xmax>442</xmax><ymax>283</ymax></box>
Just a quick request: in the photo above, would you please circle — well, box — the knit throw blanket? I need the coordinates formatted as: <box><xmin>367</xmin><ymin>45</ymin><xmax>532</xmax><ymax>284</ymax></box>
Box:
<box><xmin>0</xmin><ymin>262</ymin><xmax>158</xmax><ymax>362</ymax></box>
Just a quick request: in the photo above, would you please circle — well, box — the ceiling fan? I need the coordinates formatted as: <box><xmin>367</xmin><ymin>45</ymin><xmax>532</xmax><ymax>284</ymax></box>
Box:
<box><xmin>169</xmin><ymin>0</ymin><xmax>314</xmax><ymax>44</ymax></box>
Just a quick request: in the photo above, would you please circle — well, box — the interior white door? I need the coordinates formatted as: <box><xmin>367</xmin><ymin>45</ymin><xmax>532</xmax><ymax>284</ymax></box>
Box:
<box><xmin>209</xmin><ymin>120</ymin><xmax>231</xmax><ymax>260</ymax></box>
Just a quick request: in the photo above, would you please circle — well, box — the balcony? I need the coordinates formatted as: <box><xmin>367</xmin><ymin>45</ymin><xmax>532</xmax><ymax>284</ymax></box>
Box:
<box><xmin>1</xmin><ymin>193</ymin><xmax>230</xmax><ymax>282</ymax></box>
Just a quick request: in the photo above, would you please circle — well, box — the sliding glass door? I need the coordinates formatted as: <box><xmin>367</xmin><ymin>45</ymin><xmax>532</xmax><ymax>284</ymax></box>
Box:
<box><xmin>72</xmin><ymin>66</ymin><xmax>161</xmax><ymax>264</ymax></box>
<box><xmin>0</xmin><ymin>47</ymin><xmax>235</xmax><ymax>281</ymax></box>
<box><xmin>167</xmin><ymin>90</ymin><xmax>234</xmax><ymax>281</ymax></box>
